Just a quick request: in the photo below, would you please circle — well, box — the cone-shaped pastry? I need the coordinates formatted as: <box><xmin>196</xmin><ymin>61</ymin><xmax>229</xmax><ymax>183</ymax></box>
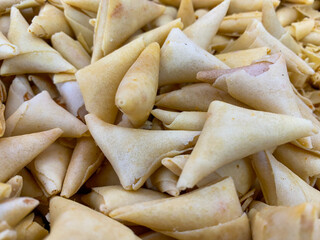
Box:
<box><xmin>1</xmin><ymin>7</ymin><xmax>76</xmax><ymax>75</ymax></box>
<box><xmin>110</xmin><ymin>178</ymin><xmax>250</xmax><ymax>240</ymax></box>
<box><xmin>18</xmin><ymin>168</ymin><xmax>45</xmax><ymax>202</ymax></box>
<box><xmin>61</xmin><ymin>137</ymin><xmax>104</xmax><ymax>198</ymax></box>
<box><xmin>5</xmin><ymin>91</ymin><xmax>88</xmax><ymax>138</ymax></box>
<box><xmin>177</xmin><ymin>0</ymin><xmax>195</xmax><ymax>28</ymax></box>
<box><xmin>102</xmin><ymin>0</ymin><xmax>165</xmax><ymax>55</ymax></box>
<box><xmin>159</xmin><ymin>28</ymin><xmax>228</xmax><ymax>86</ymax></box>
<box><xmin>262</xmin><ymin>0</ymin><xmax>301</xmax><ymax>54</ymax></box>
<box><xmin>127</xmin><ymin>19</ymin><xmax>183</xmax><ymax>47</ymax></box>
<box><xmin>151</xmin><ymin>109</ymin><xmax>207</xmax><ymax>130</ymax></box>
<box><xmin>274</xmin><ymin>144</ymin><xmax>320</xmax><ymax>185</ymax></box>
<box><xmin>158</xmin><ymin>0</ymin><xmax>221</xmax><ymax>9</ymax></box>
<box><xmin>224</xmin><ymin>20</ymin><xmax>314</xmax><ymax>75</ymax></box>
<box><xmin>250</xmin><ymin>202</ymin><xmax>320</xmax><ymax>240</ymax></box>
<box><xmin>86</xmin><ymin>114</ymin><xmax>199</xmax><ymax>190</ymax></box>
<box><xmin>115</xmin><ymin>43</ymin><xmax>160</xmax><ymax>127</ymax></box>
<box><xmin>0</xmin><ymin>103</ymin><xmax>4</xmax><ymax>137</ymax></box>
<box><xmin>215</xmin><ymin>47</ymin><xmax>270</xmax><ymax>68</ymax></box>
<box><xmin>177</xmin><ymin>101</ymin><xmax>316</xmax><ymax>190</ymax></box>
<box><xmin>28</xmin><ymin>3</ymin><xmax>73</xmax><ymax>39</ymax></box>
<box><xmin>51</xmin><ymin>32</ymin><xmax>91</xmax><ymax>69</ymax></box>
<box><xmin>6</xmin><ymin>175</ymin><xmax>23</xmax><ymax>198</ymax></box>
<box><xmin>62</xmin><ymin>2</ymin><xmax>94</xmax><ymax>53</ymax></box>
<box><xmin>0</xmin><ymin>0</ymin><xmax>45</xmax><ymax>15</ymax></box>
<box><xmin>0</xmin><ymin>183</ymin><xmax>11</xmax><ymax>201</ymax></box>
<box><xmin>183</xmin><ymin>0</ymin><xmax>230</xmax><ymax>50</ymax></box>
<box><xmin>27</xmin><ymin>142</ymin><xmax>72</xmax><ymax>196</ymax></box>
<box><xmin>150</xmin><ymin>167</ymin><xmax>180</xmax><ymax>196</ymax></box>
<box><xmin>63</xmin><ymin>0</ymin><xmax>100</xmax><ymax>12</ymax></box>
<box><xmin>0</xmin><ymin>128</ymin><xmax>63</xmax><ymax>182</ymax></box>
<box><xmin>91</xmin><ymin>0</ymin><xmax>108</xmax><ymax>63</ymax></box>
<box><xmin>85</xmin><ymin>161</ymin><xmax>121</xmax><ymax>188</ymax></box>
<box><xmin>252</xmin><ymin>151</ymin><xmax>320</xmax><ymax>206</ymax></box>
<box><xmin>77</xmin><ymin>38</ymin><xmax>145</xmax><ymax>123</ymax></box>
<box><xmin>28</xmin><ymin>75</ymin><xmax>59</xmax><ymax>99</ymax></box>
<box><xmin>0</xmin><ymin>197</ymin><xmax>39</xmax><ymax>227</ymax></box>
<box><xmin>0</xmin><ymin>31</ymin><xmax>18</xmax><ymax>60</ymax></box>
<box><xmin>209</xmin><ymin>54</ymin><xmax>308</xmax><ymax>147</ymax></box>
<box><xmin>162</xmin><ymin>155</ymin><xmax>255</xmax><ymax>196</ymax></box>
<box><xmin>82</xmin><ymin>185</ymin><xmax>167</xmax><ymax>215</ymax></box>
<box><xmin>47</xmin><ymin>197</ymin><xmax>140</xmax><ymax>240</ymax></box>
<box><xmin>15</xmin><ymin>213</ymin><xmax>48</xmax><ymax>240</ymax></box>
<box><xmin>218</xmin><ymin>11</ymin><xmax>262</xmax><ymax>37</ymax></box>
<box><xmin>4</xmin><ymin>75</ymin><xmax>34</xmax><ymax>119</ymax></box>
<box><xmin>155</xmin><ymin>83</ymin><xmax>245</xmax><ymax>111</ymax></box>
<box><xmin>140</xmin><ymin>232</ymin><xmax>175</xmax><ymax>240</ymax></box>
<box><xmin>276</xmin><ymin>6</ymin><xmax>299</xmax><ymax>27</ymax></box>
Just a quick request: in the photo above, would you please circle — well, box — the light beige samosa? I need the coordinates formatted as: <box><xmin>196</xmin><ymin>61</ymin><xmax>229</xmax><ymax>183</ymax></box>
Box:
<box><xmin>46</xmin><ymin>197</ymin><xmax>140</xmax><ymax>240</ymax></box>
<box><xmin>252</xmin><ymin>151</ymin><xmax>320</xmax><ymax>206</ymax></box>
<box><xmin>5</xmin><ymin>91</ymin><xmax>88</xmax><ymax>138</ymax></box>
<box><xmin>116</xmin><ymin>42</ymin><xmax>160</xmax><ymax>127</ymax></box>
<box><xmin>0</xmin><ymin>128</ymin><xmax>62</xmax><ymax>182</ymax></box>
<box><xmin>159</xmin><ymin>28</ymin><xmax>228</xmax><ymax>86</ymax></box>
<box><xmin>82</xmin><ymin>185</ymin><xmax>167</xmax><ymax>215</ymax></box>
<box><xmin>177</xmin><ymin>0</ymin><xmax>195</xmax><ymax>28</ymax></box>
<box><xmin>110</xmin><ymin>178</ymin><xmax>251</xmax><ymax>240</ymax></box>
<box><xmin>101</xmin><ymin>0</ymin><xmax>165</xmax><ymax>55</ymax></box>
<box><xmin>0</xmin><ymin>197</ymin><xmax>39</xmax><ymax>227</ymax></box>
<box><xmin>27</xmin><ymin>142</ymin><xmax>72</xmax><ymax>197</ymax></box>
<box><xmin>4</xmin><ymin>75</ymin><xmax>34</xmax><ymax>119</ymax></box>
<box><xmin>18</xmin><ymin>168</ymin><xmax>45</xmax><ymax>202</ymax></box>
<box><xmin>28</xmin><ymin>75</ymin><xmax>59</xmax><ymax>99</ymax></box>
<box><xmin>61</xmin><ymin>137</ymin><xmax>104</xmax><ymax>198</ymax></box>
<box><xmin>203</xmin><ymin>54</ymin><xmax>311</xmax><ymax>148</ymax></box>
<box><xmin>0</xmin><ymin>31</ymin><xmax>18</xmax><ymax>60</ymax></box>
<box><xmin>76</xmin><ymin>38</ymin><xmax>145</xmax><ymax>123</ymax></box>
<box><xmin>183</xmin><ymin>0</ymin><xmax>230</xmax><ymax>50</ymax></box>
<box><xmin>51</xmin><ymin>32</ymin><xmax>91</xmax><ymax>69</ymax></box>
<box><xmin>249</xmin><ymin>202</ymin><xmax>320</xmax><ymax>240</ymax></box>
<box><xmin>85</xmin><ymin>114</ymin><xmax>199</xmax><ymax>190</ymax></box>
<box><xmin>28</xmin><ymin>3</ymin><xmax>73</xmax><ymax>39</ymax></box>
<box><xmin>1</xmin><ymin>7</ymin><xmax>76</xmax><ymax>75</ymax></box>
<box><xmin>151</xmin><ymin>109</ymin><xmax>207</xmax><ymax>131</ymax></box>
<box><xmin>177</xmin><ymin>101</ymin><xmax>316</xmax><ymax>190</ymax></box>
<box><xmin>274</xmin><ymin>143</ymin><xmax>320</xmax><ymax>185</ymax></box>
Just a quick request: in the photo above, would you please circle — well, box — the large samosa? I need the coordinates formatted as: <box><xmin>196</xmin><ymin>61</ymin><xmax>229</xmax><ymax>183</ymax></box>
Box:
<box><xmin>177</xmin><ymin>101</ymin><xmax>316</xmax><ymax>190</ymax></box>
<box><xmin>85</xmin><ymin>114</ymin><xmax>199</xmax><ymax>190</ymax></box>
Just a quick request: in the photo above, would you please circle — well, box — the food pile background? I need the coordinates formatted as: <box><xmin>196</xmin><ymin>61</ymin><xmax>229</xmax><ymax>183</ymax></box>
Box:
<box><xmin>1</xmin><ymin>0</ymin><xmax>320</xmax><ymax>239</ymax></box>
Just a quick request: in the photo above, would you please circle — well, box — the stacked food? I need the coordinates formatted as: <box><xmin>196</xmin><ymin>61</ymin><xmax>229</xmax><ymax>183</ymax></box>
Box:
<box><xmin>1</xmin><ymin>0</ymin><xmax>320</xmax><ymax>239</ymax></box>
